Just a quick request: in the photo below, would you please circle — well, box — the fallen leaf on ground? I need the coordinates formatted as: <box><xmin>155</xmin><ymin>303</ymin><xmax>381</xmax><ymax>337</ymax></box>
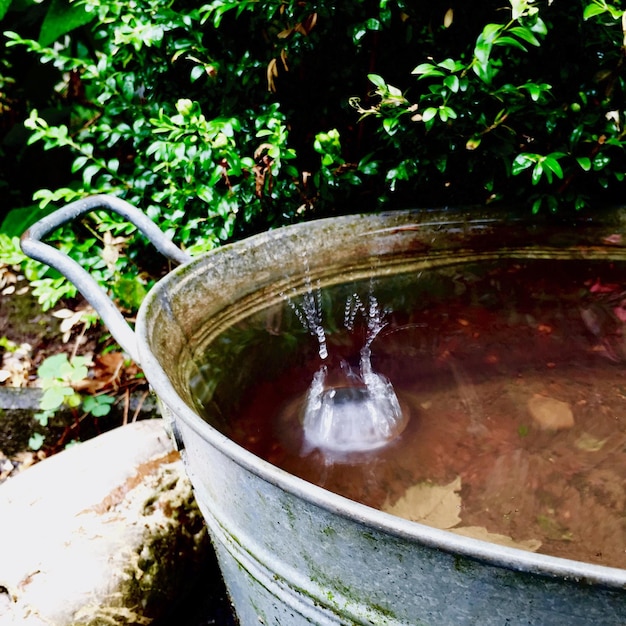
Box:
<box><xmin>0</xmin><ymin>342</ymin><xmax>32</xmax><ymax>387</ymax></box>
<box><xmin>383</xmin><ymin>476</ymin><xmax>462</xmax><ymax>529</ymax></box>
<box><xmin>575</xmin><ymin>432</ymin><xmax>607</xmax><ymax>452</ymax></box>
<box><xmin>527</xmin><ymin>394</ymin><xmax>574</xmax><ymax>430</ymax></box>
<box><xmin>450</xmin><ymin>526</ymin><xmax>541</xmax><ymax>552</ymax></box>
<box><xmin>74</xmin><ymin>352</ymin><xmax>125</xmax><ymax>394</ymax></box>
<box><xmin>602</xmin><ymin>233</ymin><xmax>623</xmax><ymax>245</ymax></box>
<box><xmin>589</xmin><ymin>279</ymin><xmax>621</xmax><ymax>294</ymax></box>
<box><xmin>613</xmin><ymin>304</ymin><xmax>626</xmax><ymax>322</ymax></box>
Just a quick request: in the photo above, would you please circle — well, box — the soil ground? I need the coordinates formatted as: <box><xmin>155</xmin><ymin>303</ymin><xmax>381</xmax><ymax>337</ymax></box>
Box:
<box><xmin>0</xmin><ymin>278</ymin><xmax>149</xmax><ymax>477</ymax></box>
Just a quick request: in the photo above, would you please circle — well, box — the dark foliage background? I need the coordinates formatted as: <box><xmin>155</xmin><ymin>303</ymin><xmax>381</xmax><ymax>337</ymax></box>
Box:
<box><xmin>1</xmin><ymin>0</ymin><xmax>625</xmax><ymax>308</ymax></box>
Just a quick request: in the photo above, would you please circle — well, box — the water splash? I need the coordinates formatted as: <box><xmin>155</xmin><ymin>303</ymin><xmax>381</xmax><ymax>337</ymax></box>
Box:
<box><xmin>301</xmin><ymin>352</ymin><xmax>406</xmax><ymax>455</ymax></box>
<box><xmin>282</xmin><ymin>254</ymin><xmax>328</xmax><ymax>361</ymax></box>
<box><xmin>344</xmin><ymin>292</ymin><xmax>390</xmax><ymax>350</ymax></box>
<box><xmin>291</xmin><ymin>283</ymin><xmax>407</xmax><ymax>455</ymax></box>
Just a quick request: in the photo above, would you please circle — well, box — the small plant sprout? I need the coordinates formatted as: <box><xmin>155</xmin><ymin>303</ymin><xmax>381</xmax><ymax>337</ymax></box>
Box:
<box><xmin>31</xmin><ymin>354</ymin><xmax>115</xmax><ymax>451</ymax></box>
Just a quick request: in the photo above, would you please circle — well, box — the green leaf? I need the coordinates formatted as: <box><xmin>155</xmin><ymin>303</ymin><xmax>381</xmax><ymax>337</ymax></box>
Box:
<box><xmin>593</xmin><ymin>153</ymin><xmax>611</xmax><ymax>170</ymax></box>
<box><xmin>411</xmin><ymin>63</ymin><xmax>445</xmax><ymax>77</ymax></box>
<box><xmin>512</xmin><ymin>153</ymin><xmax>536</xmax><ymax>174</ymax></box>
<box><xmin>480</xmin><ymin>23</ymin><xmax>503</xmax><ymax>43</ymax></box>
<box><xmin>383</xmin><ymin>118</ymin><xmax>398</xmax><ymax>135</ymax></box>
<box><xmin>68</xmin><ymin>361</ymin><xmax>88</xmax><ymax>382</ymax></box>
<box><xmin>474</xmin><ymin>39</ymin><xmax>493</xmax><ymax>69</ymax></box>
<box><xmin>543</xmin><ymin>156</ymin><xmax>564</xmax><ymax>179</ymax></box>
<box><xmin>83</xmin><ymin>395</ymin><xmax>115</xmax><ymax>417</ymax></box>
<box><xmin>575</xmin><ymin>195</ymin><xmax>589</xmax><ymax>210</ymax></box>
<box><xmin>71</xmin><ymin>155</ymin><xmax>88</xmax><ymax>173</ymax></box>
<box><xmin>190</xmin><ymin>65</ymin><xmax>205</xmax><ymax>82</ymax></box>
<box><xmin>510</xmin><ymin>0</ymin><xmax>528</xmax><ymax>20</ymax></box>
<box><xmin>532</xmin><ymin>163</ymin><xmax>545</xmax><ymax>185</ymax></box>
<box><xmin>583</xmin><ymin>3</ymin><xmax>608</xmax><ymax>19</ymax></box>
<box><xmin>473</xmin><ymin>23</ymin><xmax>502</xmax><ymax>82</ymax></box>
<box><xmin>521</xmin><ymin>82</ymin><xmax>551</xmax><ymax>101</ymax></box>
<box><xmin>358</xmin><ymin>157</ymin><xmax>380</xmax><ymax>176</ymax></box>
<box><xmin>387</xmin><ymin>83</ymin><xmax>404</xmax><ymax>98</ymax></box>
<box><xmin>422</xmin><ymin>108</ymin><xmax>438</xmax><ymax>123</ymax></box>
<box><xmin>40</xmin><ymin>386</ymin><xmax>74</xmax><ymax>411</ymax></box>
<box><xmin>439</xmin><ymin>107</ymin><xmax>457</xmax><ymax>122</ymax></box>
<box><xmin>0</xmin><ymin>204</ymin><xmax>56</xmax><ymax>237</ymax></box>
<box><xmin>443</xmin><ymin>75</ymin><xmax>460</xmax><ymax>92</ymax></box>
<box><xmin>526</xmin><ymin>84</ymin><xmax>541</xmax><ymax>101</ymax></box>
<box><xmin>364</xmin><ymin>17</ymin><xmax>381</xmax><ymax>31</ymax></box>
<box><xmin>546</xmin><ymin>195</ymin><xmax>559</xmax><ymax>213</ymax></box>
<box><xmin>34</xmin><ymin>411</ymin><xmax>52</xmax><ymax>427</ymax></box>
<box><xmin>0</xmin><ymin>0</ymin><xmax>12</xmax><ymax>21</ymax></box>
<box><xmin>531</xmin><ymin>17</ymin><xmax>548</xmax><ymax>36</ymax></box>
<box><xmin>0</xmin><ymin>235</ymin><xmax>23</xmax><ymax>265</ymax></box>
<box><xmin>38</xmin><ymin>353</ymin><xmax>71</xmax><ymax>380</ymax></box>
<box><xmin>38</xmin><ymin>0</ymin><xmax>96</xmax><ymax>47</ymax></box>
<box><xmin>29</xmin><ymin>433</ymin><xmax>46</xmax><ymax>451</ymax></box>
<box><xmin>494</xmin><ymin>36</ymin><xmax>528</xmax><ymax>52</ymax></box>
<box><xmin>508</xmin><ymin>26</ymin><xmax>541</xmax><ymax>46</ymax></box>
<box><xmin>607</xmin><ymin>5</ymin><xmax>625</xmax><ymax>19</ymax></box>
<box><xmin>368</xmin><ymin>74</ymin><xmax>386</xmax><ymax>89</ymax></box>
<box><xmin>321</xmin><ymin>152</ymin><xmax>334</xmax><ymax>166</ymax></box>
<box><xmin>351</xmin><ymin>26</ymin><xmax>367</xmax><ymax>43</ymax></box>
<box><xmin>83</xmin><ymin>164</ymin><xmax>101</xmax><ymax>185</ymax></box>
<box><xmin>438</xmin><ymin>58</ymin><xmax>463</xmax><ymax>72</ymax></box>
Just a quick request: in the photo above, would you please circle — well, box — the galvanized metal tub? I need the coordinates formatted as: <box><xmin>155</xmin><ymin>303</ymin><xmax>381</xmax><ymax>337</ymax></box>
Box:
<box><xmin>22</xmin><ymin>196</ymin><xmax>626</xmax><ymax>625</ymax></box>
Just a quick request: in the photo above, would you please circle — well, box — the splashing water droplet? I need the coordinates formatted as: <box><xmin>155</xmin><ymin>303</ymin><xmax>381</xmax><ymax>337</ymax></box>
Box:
<box><xmin>302</xmin><ymin>353</ymin><xmax>407</xmax><ymax>454</ymax></box>
<box><xmin>286</xmin><ymin>267</ymin><xmax>407</xmax><ymax>454</ymax></box>
<box><xmin>282</xmin><ymin>254</ymin><xmax>329</xmax><ymax>361</ymax></box>
<box><xmin>301</xmin><ymin>298</ymin><xmax>406</xmax><ymax>455</ymax></box>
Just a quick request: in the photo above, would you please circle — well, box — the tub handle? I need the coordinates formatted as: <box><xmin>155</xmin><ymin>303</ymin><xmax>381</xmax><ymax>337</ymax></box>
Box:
<box><xmin>20</xmin><ymin>194</ymin><xmax>191</xmax><ymax>364</ymax></box>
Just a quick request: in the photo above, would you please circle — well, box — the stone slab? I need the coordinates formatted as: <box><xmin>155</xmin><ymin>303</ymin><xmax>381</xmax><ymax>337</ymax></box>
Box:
<box><xmin>0</xmin><ymin>419</ymin><xmax>212</xmax><ymax>625</ymax></box>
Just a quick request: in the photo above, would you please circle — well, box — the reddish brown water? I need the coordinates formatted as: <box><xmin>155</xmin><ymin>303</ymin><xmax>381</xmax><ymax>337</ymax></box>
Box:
<box><xmin>193</xmin><ymin>259</ymin><xmax>626</xmax><ymax>569</ymax></box>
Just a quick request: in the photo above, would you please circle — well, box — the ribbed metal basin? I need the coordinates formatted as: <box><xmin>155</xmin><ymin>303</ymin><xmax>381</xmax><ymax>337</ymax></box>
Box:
<box><xmin>137</xmin><ymin>209</ymin><xmax>626</xmax><ymax>625</ymax></box>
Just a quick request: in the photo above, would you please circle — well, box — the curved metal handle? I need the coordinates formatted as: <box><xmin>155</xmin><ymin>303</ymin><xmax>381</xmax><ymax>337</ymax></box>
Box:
<box><xmin>21</xmin><ymin>194</ymin><xmax>191</xmax><ymax>364</ymax></box>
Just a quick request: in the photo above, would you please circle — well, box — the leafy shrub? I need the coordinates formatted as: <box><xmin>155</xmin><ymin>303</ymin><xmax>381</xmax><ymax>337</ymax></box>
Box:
<box><xmin>351</xmin><ymin>0</ymin><xmax>626</xmax><ymax>213</ymax></box>
<box><xmin>1</xmin><ymin>0</ymin><xmax>625</xmax><ymax>313</ymax></box>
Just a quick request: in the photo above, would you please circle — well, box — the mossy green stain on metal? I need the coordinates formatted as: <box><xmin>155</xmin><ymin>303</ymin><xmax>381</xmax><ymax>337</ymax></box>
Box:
<box><xmin>282</xmin><ymin>499</ymin><xmax>297</xmax><ymax>527</ymax></box>
<box><xmin>302</xmin><ymin>552</ymin><xmax>401</xmax><ymax>624</ymax></box>
<box><xmin>453</xmin><ymin>554</ymin><xmax>474</xmax><ymax>574</ymax></box>
<box><xmin>361</xmin><ymin>531</ymin><xmax>379</xmax><ymax>546</ymax></box>
<box><xmin>321</xmin><ymin>525</ymin><xmax>337</xmax><ymax>538</ymax></box>
<box><xmin>249</xmin><ymin>597</ymin><xmax>268</xmax><ymax>625</ymax></box>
